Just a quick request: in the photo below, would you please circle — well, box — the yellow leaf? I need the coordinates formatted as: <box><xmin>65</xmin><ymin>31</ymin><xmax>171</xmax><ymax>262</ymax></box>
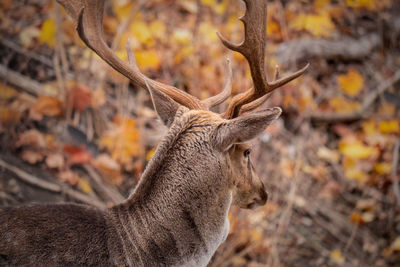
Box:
<box><xmin>330</xmin><ymin>249</ymin><xmax>345</xmax><ymax>265</ymax></box>
<box><xmin>99</xmin><ymin>115</ymin><xmax>141</xmax><ymax>167</ymax></box>
<box><xmin>135</xmin><ymin>50</ymin><xmax>160</xmax><ymax>70</ymax></box>
<box><xmin>149</xmin><ymin>20</ymin><xmax>166</xmax><ymax>40</ymax></box>
<box><xmin>374</xmin><ymin>162</ymin><xmax>392</xmax><ymax>174</ymax></box>
<box><xmin>290</xmin><ymin>13</ymin><xmax>335</xmax><ymax>37</ymax></box>
<box><xmin>201</xmin><ymin>0</ymin><xmax>216</xmax><ymax>7</ymax></box>
<box><xmin>113</xmin><ymin>0</ymin><xmax>134</xmax><ymax>20</ymax></box>
<box><xmin>39</xmin><ymin>18</ymin><xmax>56</xmax><ymax>47</ymax></box>
<box><xmin>77</xmin><ymin>177</ymin><xmax>92</xmax><ymax>194</ymax></box>
<box><xmin>314</xmin><ymin>0</ymin><xmax>331</xmax><ymax>9</ymax></box>
<box><xmin>317</xmin><ymin>146</ymin><xmax>340</xmax><ymax>163</ymax></box>
<box><xmin>345</xmin><ymin>169</ymin><xmax>368</xmax><ymax>183</ymax></box>
<box><xmin>146</xmin><ymin>149</ymin><xmax>155</xmax><ymax>162</ymax></box>
<box><xmin>329</xmin><ymin>97</ymin><xmax>360</xmax><ymax>113</ymax></box>
<box><xmin>338</xmin><ymin>69</ymin><xmax>364</xmax><ymax>97</ymax></box>
<box><xmin>339</xmin><ymin>140</ymin><xmax>378</xmax><ymax>159</ymax></box>
<box><xmin>346</xmin><ymin>0</ymin><xmax>374</xmax><ymax>9</ymax></box>
<box><xmin>378</xmin><ymin>120</ymin><xmax>399</xmax><ymax>134</ymax></box>
<box><xmin>362</xmin><ymin>120</ymin><xmax>377</xmax><ymax>135</ymax></box>
<box><xmin>199</xmin><ymin>23</ymin><xmax>219</xmax><ymax>42</ymax></box>
<box><xmin>130</xmin><ymin>21</ymin><xmax>153</xmax><ymax>46</ymax></box>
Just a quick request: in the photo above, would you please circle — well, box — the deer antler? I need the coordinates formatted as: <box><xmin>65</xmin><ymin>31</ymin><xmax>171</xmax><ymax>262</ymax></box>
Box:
<box><xmin>56</xmin><ymin>0</ymin><xmax>232</xmax><ymax>111</ymax></box>
<box><xmin>217</xmin><ymin>0</ymin><xmax>309</xmax><ymax>118</ymax></box>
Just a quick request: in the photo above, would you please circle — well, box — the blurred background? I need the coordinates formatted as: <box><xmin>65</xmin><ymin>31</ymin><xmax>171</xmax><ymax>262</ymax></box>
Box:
<box><xmin>0</xmin><ymin>0</ymin><xmax>399</xmax><ymax>266</ymax></box>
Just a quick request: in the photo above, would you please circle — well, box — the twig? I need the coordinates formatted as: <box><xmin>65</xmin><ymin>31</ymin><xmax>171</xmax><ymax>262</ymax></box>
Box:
<box><xmin>308</xmin><ymin>70</ymin><xmax>400</xmax><ymax>122</ymax></box>
<box><xmin>0</xmin><ymin>39</ymin><xmax>53</xmax><ymax>67</ymax></box>
<box><xmin>275</xmin><ymin>34</ymin><xmax>381</xmax><ymax>64</ymax></box>
<box><xmin>0</xmin><ymin>64</ymin><xmax>56</xmax><ymax>96</ymax></box>
<box><xmin>0</xmin><ymin>158</ymin><xmax>105</xmax><ymax>208</ymax></box>
<box><xmin>0</xmin><ymin>158</ymin><xmax>61</xmax><ymax>192</ymax></box>
<box><xmin>391</xmin><ymin>137</ymin><xmax>400</xmax><ymax>205</ymax></box>
<box><xmin>83</xmin><ymin>164</ymin><xmax>125</xmax><ymax>204</ymax></box>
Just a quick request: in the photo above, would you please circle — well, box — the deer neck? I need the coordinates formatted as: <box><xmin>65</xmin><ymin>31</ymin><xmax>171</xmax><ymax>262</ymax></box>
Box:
<box><xmin>109</xmin><ymin>111</ymin><xmax>232</xmax><ymax>266</ymax></box>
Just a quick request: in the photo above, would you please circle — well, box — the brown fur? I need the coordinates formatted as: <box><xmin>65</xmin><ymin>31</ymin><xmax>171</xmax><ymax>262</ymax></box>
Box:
<box><xmin>0</xmin><ymin>95</ymin><xmax>280</xmax><ymax>266</ymax></box>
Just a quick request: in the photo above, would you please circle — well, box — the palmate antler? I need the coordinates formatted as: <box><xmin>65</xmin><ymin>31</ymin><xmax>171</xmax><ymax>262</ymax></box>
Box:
<box><xmin>217</xmin><ymin>0</ymin><xmax>309</xmax><ymax>118</ymax></box>
<box><xmin>56</xmin><ymin>0</ymin><xmax>231</xmax><ymax>111</ymax></box>
<box><xmin>57</xmin><ymin>0</ymin><xmax>307</xmax><ymax>119</ymax></box>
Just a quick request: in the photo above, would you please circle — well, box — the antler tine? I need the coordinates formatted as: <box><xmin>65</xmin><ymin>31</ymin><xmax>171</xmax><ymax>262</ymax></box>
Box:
<box><xmin>201</xmin><ymin>58</ymin><xmax>232</xmax><ymax>109</ymax></box>
<box><xmin>218</xmin><ymin>0</ymin><xmax>309</xmax><ymax>118</ymax></box>
<box><xmin>57</xmin><ymin>0</ymin><xmax>203</xmax><ymax>110</ymax></box>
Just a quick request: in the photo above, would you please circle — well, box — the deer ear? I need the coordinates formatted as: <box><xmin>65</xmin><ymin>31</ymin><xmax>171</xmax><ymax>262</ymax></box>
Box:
<box><xmin>215</xmin><ymin>107</ymin><xmax>282</xmax><ymax>150</ymax></box>
<box><xmin>147</xmin><ymin>84</ymin><xmax>182</xmax><ymax>127</ymax></box>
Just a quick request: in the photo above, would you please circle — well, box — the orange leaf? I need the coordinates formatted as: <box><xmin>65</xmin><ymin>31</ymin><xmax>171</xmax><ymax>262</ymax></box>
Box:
<box><xmin>99</xmin><ymin>115</ymin><xmax>140</xmax><ymax>167</ymax></box>
<box><xmin>338</xmin><ymin>69</ymin><xmax>364</xmax><ymax>97</ymax></box>
<box><xmin>30</xmin><ymin>96</ymin><xmax>63</xmax><ymax>120</ymax></box>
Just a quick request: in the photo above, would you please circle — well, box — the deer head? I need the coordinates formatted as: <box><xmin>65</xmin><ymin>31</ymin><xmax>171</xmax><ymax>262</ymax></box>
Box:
<box><xmin>57</xmin><ymin>0</ymin><xmax>308</xmax><ymax>211</ymax></box>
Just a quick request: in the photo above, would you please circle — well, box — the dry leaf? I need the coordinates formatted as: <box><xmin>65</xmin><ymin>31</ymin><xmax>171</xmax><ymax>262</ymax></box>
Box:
<box><xmin>77</xmin><ymin>177</ymin><xmax>92</xmax><ymax>194</ymax></box>
<box><xmin>378</xmin><ymin>120</ymin><xmax>399</xmax><ymax>134</ymax></box>
<box><xmin>68</xmin><ymin>84</ymin><xmax>92</xmax><ymax>112</ymax></box>
<box><xmin>317</xmin><ymin>146</ymin><xmax>340</xmax><ymax>163</ymax></box>
<box><xmin>58</xmin><ymin>170</ymin><xmax>78</xmax><ymax>185</ymax></box>
<box><xmin>39</xmin><ymin>18</ymin><xmax>56</xmax><ymax>47</ymax></box>
<box><xmin>63</xmin><ymin>145</ymin><xmax>92</xmax><ymax>165</ymax></box>
<box><xmin>93</xmin><ymin>153</ymin><xmax>122</xmax><ymax>185</ymax></box>
<box><xmin>330</xmin><ymin>249</ymin><xmax>345</xmax><ymax>264</ymax></box>
<box><xmin>45</xmin><ymin>153</ymin><xmax>65</xmax><ymax>169</ymax></box>
<box><xmin>21</xmin><ymin>149</ymin><xmax>44</xmax><ymax>164</ymax></box>
<box><xmin>29</xmin><ymin>96</ymin><xmax>63</xmax><ymax>120</ymax></box>
<box><xmin>15</xmin><ymin>129</ymin><xmax>47</xmax><ymax>148</ymax></box>
<box><xmin>338</xmin><ymin>139</ymin><xmax>378</xmax><ymax>159</ymax></box>
<box><xmin>290</xmin><ymin>13</ymin><xmax>335</xmax><ymax>37</ymax></box>
<box><xmin>99</xmin><ymin>115</ymin><xmax>141</xmax><ymax>167</ymax></box>
<box><xmin>338</xmin><ymin>69</ymin><xmax>364</xmax><ymax>97</ymax></box>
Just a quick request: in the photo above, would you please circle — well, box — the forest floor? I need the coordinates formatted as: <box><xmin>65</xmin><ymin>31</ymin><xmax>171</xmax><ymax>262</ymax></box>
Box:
<box><xmin>1</xmin><ymin>0</ymin><xmax>400</xmax><ymax>266</ymax></box>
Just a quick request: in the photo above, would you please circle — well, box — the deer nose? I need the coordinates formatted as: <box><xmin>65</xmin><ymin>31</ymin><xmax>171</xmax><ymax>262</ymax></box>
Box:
<box><xmin>256</xmin><ymin>189</ymin><xmax>268</xmax><ymax>205</ymax></box>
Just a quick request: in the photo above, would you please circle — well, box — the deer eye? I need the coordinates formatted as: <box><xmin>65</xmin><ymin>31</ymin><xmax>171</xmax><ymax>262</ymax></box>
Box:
<box><xmin>243</xmin><ymin>149</ymin><xmax>251</xmax><ymax>159</ymax></box>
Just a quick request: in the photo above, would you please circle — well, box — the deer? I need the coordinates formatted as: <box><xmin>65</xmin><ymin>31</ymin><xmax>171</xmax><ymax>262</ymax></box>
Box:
<box><xmin>0</xmin><ymin>0</ymin><xmax>308</xmax><ymax>266</ymax></box>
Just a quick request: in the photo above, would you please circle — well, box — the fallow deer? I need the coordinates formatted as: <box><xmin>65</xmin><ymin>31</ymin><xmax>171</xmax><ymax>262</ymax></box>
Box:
<box><xmin>0</xmin><ymin>0</ymin><xmax>308</xmax><ymax>266</ymax></box>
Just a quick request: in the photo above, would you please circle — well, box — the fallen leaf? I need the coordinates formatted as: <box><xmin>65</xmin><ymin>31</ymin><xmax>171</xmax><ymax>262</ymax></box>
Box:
<box><xmin>63</xmin><ymin>145</ymin><xmax>92</xmax><ymax>165</ymax></box>
<box><xmin>19</xmin><ymin>26</ymin><xmax>40</xmax><ymax>47</ymax></box>
<box><xmin>317</xmin><ymin>146</ymin><xmax>340</xmax><ymax>163</ymax></box>
<box><xmin>68</xmin><ymin>84</ymin><xmax>92</xmax><ymax>112</ymax></box>
<box><xmin>378</xmin><ymin>120</ymin><xmax>399</xmax><ymax>134</ymax></box>
<box><xmin>338</xmin><ymin>69</ymin><xmax>364</xmax><ymax>97</ymax></box>
<box><xmin>92</xmin><ymin>154</ymin><xmax>122</xmax><ymax>185</ymax></box>
<box><xmin>77</xmin><ymin>177</ymin><xmax>92</xmax><ymax>194</ymax></box>
<box><xmin>15</xmin><ymin>129</ymin><xmax>47</xmax><ymax>148</ymax></box>
<box><xmin>58</xmin><ymin>170</ymin><xmax>78</xmax><ymax>185</ymax></box>
<box><xmin>374</xmin><ymin>162</ymin><xmax>392</xmax><ymax>175</ymax></box>
<box><xmin>99</xmin><ymin>115</ymin><xmax>141</xmax><ymax>168</ymax></box>
<box><xmin>344</xmin><ymin>169</ymin><xmax>368</xmax><ymax>183</ymax></box>
<box><xmin>329</xmin><ymin>97</ymin><xmax>360</xmax><ymax>113</ymax></box>
<box><xmin>21</xmin><ymin>149</ymin><xmax>44</xmax><ymax>164</ymax></box>
<box><xmin>290</xmin><ymin>13</ymin><xmax>335</xmax><ymax>37</ymax></box>
<box><xmin>29</xmin><ymin>96</ymin><xmax>63</xmax><ymax>120</ymax></box>
<box><xmin>330</xmin><ymin>249</ymin><xmax>345</xmax><ymax>264</ymax></box>
<box><xmin>39</xmin><ymin>18</ymin><xmax>56</xmax><ymax>47</ymax></box>
<box><xmin>134</xmin><ymin>50</ymin><xmax>160</xmax><ymax>70</ymax></box>
<box><xmin>339</xmin><ymin>139</ymin><xmax>378</xmax><ymax>159</ymax></box>
<box><xmin>45</xmin><ymin>153</ymin><xmax>64</xmax><ymax>169</ymax></box>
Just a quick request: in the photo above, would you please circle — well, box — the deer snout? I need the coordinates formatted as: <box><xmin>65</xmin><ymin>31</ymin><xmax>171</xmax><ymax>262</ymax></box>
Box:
<box><xmin>254</xmin><ymin>188</ymin><xmax>268</xmax><ymax>206</ymax></box>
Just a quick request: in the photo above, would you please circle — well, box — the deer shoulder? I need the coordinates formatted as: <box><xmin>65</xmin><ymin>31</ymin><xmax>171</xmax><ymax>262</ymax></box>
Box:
<box><xmin>0</xmin><ymin>0</ymin><xmax>308</xmax><ymax>266</ymax></box>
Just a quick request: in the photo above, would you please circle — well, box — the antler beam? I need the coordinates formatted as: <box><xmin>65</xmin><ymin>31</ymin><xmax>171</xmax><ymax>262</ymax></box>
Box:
<box><xmin>217</xmin><ymin>0</ymin><xmax>309</xmax><ymax>118</ymax></box>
